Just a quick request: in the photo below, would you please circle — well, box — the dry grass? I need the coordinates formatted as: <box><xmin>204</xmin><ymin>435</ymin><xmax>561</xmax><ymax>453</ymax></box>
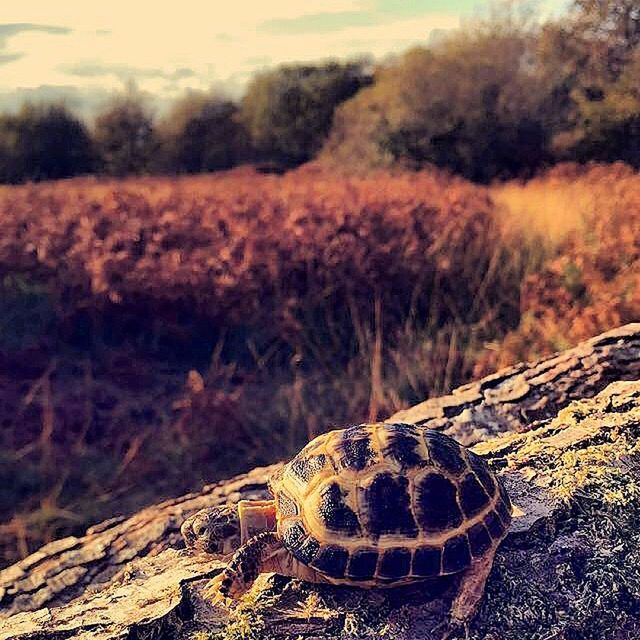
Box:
<box><xmin>0</xmin><ymin>162</ymin><xmax>638</xmax><ymax>568</ymax></box>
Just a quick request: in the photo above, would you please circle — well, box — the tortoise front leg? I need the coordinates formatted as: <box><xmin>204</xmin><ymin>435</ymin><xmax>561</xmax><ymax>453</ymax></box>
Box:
<box><xmin>208</xmin><ymin>532</ymin><xmax>335</xmax><ymax>603</ymax></box>
<box><xmin>212</xmin><ymin>532</ymin><xmax>283</xmax><ymax>600</ymax></box>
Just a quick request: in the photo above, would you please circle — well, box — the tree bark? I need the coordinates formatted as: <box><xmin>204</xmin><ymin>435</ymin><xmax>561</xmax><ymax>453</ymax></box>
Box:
<box><xmin>390</xmin><ymin>322</ymin><xmax>640</xmax><ymax>444</ymax></box>
<box><xmin>1</xmin><ymin>323</ymin><xmax>639</xmax><ymax>640</ymax></box>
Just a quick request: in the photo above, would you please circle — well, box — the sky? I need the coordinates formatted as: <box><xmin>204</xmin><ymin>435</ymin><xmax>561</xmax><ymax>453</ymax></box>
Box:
<box><xmin>0</xmin><ymin>1</ymin><xmax>567</xmax><ymax>119</ymax></box>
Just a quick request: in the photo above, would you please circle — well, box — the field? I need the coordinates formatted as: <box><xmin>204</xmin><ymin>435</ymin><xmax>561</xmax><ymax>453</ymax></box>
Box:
<box><xmin>0</xmin><ymin>162</ymin><xmax>638</xmax><ymax>568</ymax></box>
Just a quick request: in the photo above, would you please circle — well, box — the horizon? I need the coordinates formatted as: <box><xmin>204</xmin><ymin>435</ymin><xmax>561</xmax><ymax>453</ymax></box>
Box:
<box><xmin>0</xmin><ymin>0</ymin><xmax>568</xmax><ymax>119</ymax></box>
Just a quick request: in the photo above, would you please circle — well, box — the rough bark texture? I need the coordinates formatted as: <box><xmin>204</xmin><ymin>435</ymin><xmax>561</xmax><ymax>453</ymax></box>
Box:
<box><xmin>390</xmin><ymin>322</ymin><xmax>640</xmax><ymax>444</ymax></box>
<box><xmin>1</xmin><ymin>323</ymin><xmax>639</xmax><ymax>640</ymax></box>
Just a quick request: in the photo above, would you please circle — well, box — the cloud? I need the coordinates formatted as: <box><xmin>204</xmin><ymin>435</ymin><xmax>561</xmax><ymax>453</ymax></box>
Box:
<box><xmin>260</xmin><ymin>11</ymin><xmax>379</xmax><ymax>34</ymax></box>
<box><xmin>0</xmin><ymin>23</ymin><xmax>71</xmax><ymax>70</ymax></box>
<box><xmin>60</xmin><ymin>61</ymin><xmax>196</xmax><ymax>83</ymax></box>
<box><xmin>0</xmin><ymin>52</ymin><xmax>23</xmax><ymax>65</ymax></box>
<box><xmin>0</xmin><ymin>84</ymin><xmax>111</xmax><ymax>118</ymax></box>
<box><xmin>243</xmin><ymin>56</ymin><xmax>272</xmax><ymax>66</ymax></box>
<box><xmin>0</xmin><ymin>23</ymin><xmax>71</xmax><ymax>48</ymax></box>
<box><xmin>259</xmin><ymin>1</ymin><xmax>463</xmax><ymax>35</ymax></box>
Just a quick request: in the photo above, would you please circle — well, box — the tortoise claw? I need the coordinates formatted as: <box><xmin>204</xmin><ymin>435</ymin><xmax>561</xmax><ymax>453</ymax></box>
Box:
<box><xmin>205</xmin><ymin>573</ymin><xmax>233</xmax><ymax>607</ymax></box>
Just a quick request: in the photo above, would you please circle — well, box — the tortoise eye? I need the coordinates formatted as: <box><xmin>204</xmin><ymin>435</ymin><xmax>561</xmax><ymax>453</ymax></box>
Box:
<box><xmin>195</xmin><ymin>524</ymin><xmax>207</xmax><ymax>537</ymax></box>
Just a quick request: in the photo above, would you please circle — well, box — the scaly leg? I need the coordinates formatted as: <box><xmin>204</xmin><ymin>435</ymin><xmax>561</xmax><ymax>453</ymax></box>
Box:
<box><xmin>450</xmin><ymin>548</ymin><xmax>496</xmax><ymax>627</ymax></box>
<box><xmin>209</xmin><ymin>532</ymin><xmax>283</xmax><ymax>602</ymax></box>
<box><xmin>207</xmin><ymin>532</ymin><xmax>334</xmax><ymax>604</ymax></box>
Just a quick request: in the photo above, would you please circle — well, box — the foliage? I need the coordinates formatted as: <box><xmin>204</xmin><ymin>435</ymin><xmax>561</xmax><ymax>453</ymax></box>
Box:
<box><xmin>158</xmin><ymin>92</ymin><xmax>248</xmax><ymax>173</ymax></box>
<box><xmin>481</xmin><ymin>162</ymin><xmax>640</xmax><ymax>370</ymax></box>
<box><xmin>93</xmin><ymin>89</ymin><xmax>159</xmax><ymax>176</ymax></box>
<box><xmin>0</xmin><ymin>166</ymin><xmax>520</xmax><ymax>565</ymax></box>
<box><xmin>240</xmin><ymin>60</ymin><xmax>372</xmax><ymax>167</ymax></box>
<box><xmin>321</xmin><ymin>21</ymin><xmax>551</xmax><ymax>182</ymax></box>
<box><xmin>0</xmin><ymin>103</ymin><xmax>94</xmax><ymax>183</ymax></box>
<box><xmin>539</xmin><ymin>0</ymin><xmax>640</xmax><ymax>163</ymax></box>
<box><xmin>0</xmin><ymin>163</ymin><xmax>637</xmax><ymax>568</ymax></box>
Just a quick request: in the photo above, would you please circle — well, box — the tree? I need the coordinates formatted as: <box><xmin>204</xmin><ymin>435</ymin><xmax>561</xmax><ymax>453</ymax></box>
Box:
<box><xmin>158</xmin><ymin>92</ymin><xmax>247</xmax><ymax>173</ymax></box>
<box><xmin>322</xmin><ymin>22</ymin><xmax>551</xmax><ymax>182</ymax></box>
<box><xmin>240</xmin><ymin>60</ymin><xmax>372</xmax><ymax>167</ymax></box>
<box><xmin>0</xmin><ymin>103</ymin><xmax>94</xmax><ymax>184</ymax></box>
<box><xmin>93</xmin><ymin>90</ymin><xmax>158</xmax><ymax>177</ymax></box>
<box><xmin>538</xmin><ymin>0</ymin><xmax>640</xmax><ymax>163</ymax></box>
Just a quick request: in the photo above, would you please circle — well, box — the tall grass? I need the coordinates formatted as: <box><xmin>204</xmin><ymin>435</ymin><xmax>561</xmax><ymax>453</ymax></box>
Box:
<box><xmin>0</xmin><ymin>163</ymin><xmax>637</xmax><ymax>567</ymax></box>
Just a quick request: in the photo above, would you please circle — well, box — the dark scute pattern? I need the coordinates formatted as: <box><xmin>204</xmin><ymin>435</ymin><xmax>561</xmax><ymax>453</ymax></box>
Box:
<box><xmin>337</xmin><ymin>426</ymin><xmax>377</xmax><ymax>471</ymax></box>
<box><xmin>277</xmin><ymin>492</ymin><xmax>298</xmax><ymax>517</ymax></box>
<box><xmin>412</xmin><ymin>546</ymin><xmax>442</xmax><ymax>577</ymax></box>
<box><xmin>468</xmin><ymin>451</ymin><xmax>496</xmax><ymax>496</ymax></box>
<box><xmin>484</xmin><ymin>511</ymin><xmax>506</xmax><ymax>539</ymax></box>
<box><xmin>415</xmin><ymin>473</ymin><xmax>463</xmax><ymax>532</ymax></box>
<box><xmin>467</xmin><ymin>522</ymin><xmax>492</xmax><ymax>558</ymax></box>
<box><xmin>347</xmin><ymin>548</ymin><xmax>379</xmax><ymax>580</ymax></box>
<box><xmin>311</xmin><ymin>544</ymin><xmax>349</xmax><ymax>578</ymax></box>
<box><xmin>361</xmin><ymin>472</ymin><xmax>418</xmax><ymax>538</ymax></box>
<box><xmin>424</xmin><ymin>431</ymin><xmax>467</xmax><ymax>476</ymax></box>
<box><xmin>459</xmin><ymin>472</ymin><xmax>490</xmax><ymax>517</ymax></box>
<box><xmin>295</xmin><ymin>535</ymin><xmax>320</xmax><ymax>564</ymax></box>
<box><xmin>379</xmin><ymin>547</ymin><xmax>412</xmax><ymax>580</ymax></box>
<box><xmin>442</xmin><ymin>535</ymin><xmax>472</xmax><ymax>573</ymax></box>
<box><xmin>282</xmin><ymin>521</ymin><xmax>306</xmax><ymax>550</ymax></box>
<box><xmin>382</xmin><ymin>423</ymin><xmax>423</xmax><ymax>469</ymax></box>
<box><xmin>383</xmin><ymin>422</ymin><xmax>420</xmax><ymax>436</ymax></box>
<box><xmin>317</xmin><ymin>482</ymin><xmax>361</xmax><ymax>534</ymax></box>
<box><xmin>289</xmin><ymin>454</ymin><xmax>327</xmax><ymax>484</ymax></box>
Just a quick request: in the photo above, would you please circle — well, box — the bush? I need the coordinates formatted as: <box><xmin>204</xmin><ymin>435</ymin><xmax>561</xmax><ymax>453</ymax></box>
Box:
<box><xmin>93</xmin><ymin>91</ymin><xmax>158</xmax><ymax>176</ymax></box>
<box><xmin>158</xmin><ymin>92</ymin><xmax>247</xmax><ymax>173</ymax></box>
<box><xmin>321</xmin><ymin>21</ymin><xmax>551</xmax><ymax>182</ymax></box>
<box><xmin>240</xmin><ymin>60</ymin><xmax>372</xmax><ymax>167</ymax></box>
<box><xmin>0</xmin><ymin>103</ymin><xmax>94</xmax><ymax>183</ymax></box>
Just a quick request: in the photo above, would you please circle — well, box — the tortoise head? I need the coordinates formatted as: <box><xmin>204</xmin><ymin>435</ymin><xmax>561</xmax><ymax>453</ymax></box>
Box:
<box><xmin>181</xmin><ymin>505</ymin><xmax>241</xmax><ymax>556</ymax></box>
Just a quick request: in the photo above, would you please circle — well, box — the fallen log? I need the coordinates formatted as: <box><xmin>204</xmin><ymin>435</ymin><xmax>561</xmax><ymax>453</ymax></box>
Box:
<box><xmin>390</xmin><ymin>322</ymin><xmax>640</xmax><ymax>444</ymax></box>
<box><xmin>1</xmin><ymin>324</ymin><xmax>639</xmax><ymax>639</ymax></box>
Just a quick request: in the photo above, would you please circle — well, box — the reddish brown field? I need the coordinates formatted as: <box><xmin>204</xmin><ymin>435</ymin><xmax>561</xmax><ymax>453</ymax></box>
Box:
<box><xmin>0</xmin><ymin>163</ymin><xmax>637</xmax><ymax>567</ymax></box>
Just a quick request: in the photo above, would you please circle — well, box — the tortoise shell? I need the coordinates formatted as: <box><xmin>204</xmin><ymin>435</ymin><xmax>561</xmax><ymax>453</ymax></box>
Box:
<box><xmin>268</xmin><ymin>422</ymin><xmax>512</xmax><ymax>585</ymax></box>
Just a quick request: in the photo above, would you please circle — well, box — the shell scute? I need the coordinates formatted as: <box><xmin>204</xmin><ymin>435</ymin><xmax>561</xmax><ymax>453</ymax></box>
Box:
<box><xmin>311</xmin><ymin>544</ymin><xmax>349</xmax><ymax>578</ymax></box>
<box><xmin>289</xmin><ymin>453</ymin><xmax>329</xmax><ymax>485</ymax></box>
<box><xmin>379</xmin><ymin>547</ymin><xmax>411</xmax><ymax>580</ymax></box>
<box><xmin>282</xmin><ymin>521</ymin><xmax>306</xmax><ymax>553</ymax></box>
<box><xmin>467</xmin><ymin>522</ymin><xmax>492</xmax><ymax>558</ymax></box>
<box><xmin>346</xmin><ymin>548</ymin><xmax>378</xmax><ymax>580</ymax></box>
<box><xmin>468</xmin><ymin>450</ymin><xmax>497</xmax><ymax>496</ymax></box>
<box><xmin>414</xmin><ymin>472</ymin><xmax>463</xmax><ymax>532</ymax></box>
<box><xmin>379</xmin><ymin>422</ymin><xmax>424</xmax><ymax>470</ymax></box>
<box><xmin>316</xmin><ymin>481</ymin><xmax>361</xmax><ymax>535</ymax></box>
<box><xmin>442</xmin><ymin>534</ymin><xmax>472</xmax><ymax>573</ymax></box>
<box><xmin>358</xmin><ymin>471</ymin><xmax>419</xmax><ymax>539</ymax></box>
<box><xmin>333</xmin><ymin>424</ymin><xmax>378</xmax><ymax>471</ymax></box>
<box><xmin>424</xmin><ymin>431</ymin><xmax>467</xmax><ymax>476</ymax></box>
<box><xmin>412</xmin><ymin>545</ymin><xmax>442</xmax><ymax>577</ymax></box>
<box><xmin>459</xmin><ymin>472</ymin><xmax>491</xmax><ymax>517</ymax></box>
<box><xmin>484</xmin><ymin>510</ymin><xmax>506</xmax><ymax>539</ymax></box>
<box><xmin>276</xmin><ymin>492</ymin><xmax>298</xmax><ymax>518</ymax></box>
<box><xmin>296</xmin><ymin>535</ymin><xmax>321</xmax><ymax>563</ymax></box>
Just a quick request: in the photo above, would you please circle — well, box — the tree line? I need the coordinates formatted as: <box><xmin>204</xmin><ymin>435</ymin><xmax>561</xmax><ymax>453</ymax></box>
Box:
<box><xmin>1</xmin><ymin>0</ymin><xmax>639</xmax><ymax>184</ymax></box>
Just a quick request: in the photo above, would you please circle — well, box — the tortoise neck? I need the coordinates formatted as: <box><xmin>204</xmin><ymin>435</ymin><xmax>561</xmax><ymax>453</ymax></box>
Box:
<box><xmin>238</xmin><ymin>500</ymin><xmax>277</xmax><ymax>543</ymax></box>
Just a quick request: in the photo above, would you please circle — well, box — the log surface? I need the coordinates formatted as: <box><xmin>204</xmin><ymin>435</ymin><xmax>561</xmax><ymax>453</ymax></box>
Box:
<box><xmin>390</xmin><ymin>322</ymin><xmax>640</xmax><ymax>443</ymax></box>
<box><xmin>1</xmin><ymin>323</ymin><xmax>640</xmax><ymax>639</ymax></box>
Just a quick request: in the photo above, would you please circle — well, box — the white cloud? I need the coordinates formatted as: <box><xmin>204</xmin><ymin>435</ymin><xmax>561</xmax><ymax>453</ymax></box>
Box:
<box><xmin>0</xmin><ymin>1</ymin><xmax>463</xmax><ymax>112</ymax></box>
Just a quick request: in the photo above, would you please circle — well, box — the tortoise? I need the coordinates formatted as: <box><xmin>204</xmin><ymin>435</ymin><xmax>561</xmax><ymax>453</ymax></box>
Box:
<box><xmin>181</xmin><ymin>422</ymin><xmax>512</xmax><ymax>625</ymax></box>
